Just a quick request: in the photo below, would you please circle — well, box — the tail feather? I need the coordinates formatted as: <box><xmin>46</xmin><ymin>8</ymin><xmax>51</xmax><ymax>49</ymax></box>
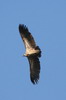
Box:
<box><xmin>35</xmin><ymin>46</ymin><xmax>41</xmax><ymax>57</ymax></box>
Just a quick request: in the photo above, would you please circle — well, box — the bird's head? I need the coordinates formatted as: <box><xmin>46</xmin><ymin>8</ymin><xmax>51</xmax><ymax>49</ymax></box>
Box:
<box><xmin>23</xmin><ymin>53</ymin><xmax>28</xmax><ymax>57</ymax></box>
<box><xmin>23</xmin><ymin>54</ymin><xmax>26</xmax><ymax>57</ymax></box>
<box><xmin>23</xmin><ymin>53</ymin><xmax>29</xmax><ymax>57</ymax></box>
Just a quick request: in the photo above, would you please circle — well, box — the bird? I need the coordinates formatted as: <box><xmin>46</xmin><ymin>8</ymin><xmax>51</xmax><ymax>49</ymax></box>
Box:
<box><xmin>19</xmin><ymin>24</ymin><xmax>41</xmax><ymax>84</ymax></box>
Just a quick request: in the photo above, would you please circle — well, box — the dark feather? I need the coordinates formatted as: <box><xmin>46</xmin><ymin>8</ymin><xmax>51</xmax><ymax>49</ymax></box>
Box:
<box><xmin>35</xmin><ymin>46</ymin><xmax>41</xmax><ymax>57</ymax></box>
<box><xmin>19</xmin><ymin>24</ymin><xmax>36</xmax><ymax>48</ymax></box>
<box><xmin>28</xmin><ymin>56</ymin><xmax>40</xmax><ymax>84</ymax></box>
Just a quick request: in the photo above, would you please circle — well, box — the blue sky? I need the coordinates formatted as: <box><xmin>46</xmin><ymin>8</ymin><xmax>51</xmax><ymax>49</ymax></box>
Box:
<box><xmin>0</xmin><ymin>0</ymin><xmax>66</xmax><ymax>100</ymax></box>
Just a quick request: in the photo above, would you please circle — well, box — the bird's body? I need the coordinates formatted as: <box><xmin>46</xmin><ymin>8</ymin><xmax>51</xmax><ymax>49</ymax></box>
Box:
<box><xmin>19</xmin><ymin>24</ymin><xmax>41</xmax><ymax>84</ymax></box>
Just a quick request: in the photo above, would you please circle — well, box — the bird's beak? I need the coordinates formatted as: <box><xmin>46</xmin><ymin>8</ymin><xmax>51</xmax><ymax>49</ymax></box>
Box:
<box><xmin>22</xmin><ymin>54</ymin><xmax>26</xmax><ymax>57</ymax></box>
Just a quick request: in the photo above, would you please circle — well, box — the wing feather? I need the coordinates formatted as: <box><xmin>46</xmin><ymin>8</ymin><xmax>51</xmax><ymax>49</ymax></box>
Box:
<box><xmin>28</xmin><ymin>56</ymin><xmax>40</xmax><ymax>84</ymax></box>
<box><xmin>19</xmin><ymin>24</ymin><xmax>36</xmax><ymax>49</ymax></box>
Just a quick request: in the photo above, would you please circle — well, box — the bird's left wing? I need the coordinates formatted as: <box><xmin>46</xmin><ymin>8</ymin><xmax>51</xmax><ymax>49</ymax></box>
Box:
<box><xmin>28</xmin><ymin>56</ymin><xmax>40</xmax><ymax>84</ymax></box>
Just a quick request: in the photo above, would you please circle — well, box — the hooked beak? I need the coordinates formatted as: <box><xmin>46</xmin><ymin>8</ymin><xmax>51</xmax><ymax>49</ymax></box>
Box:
<box><xmin>22</xmin><ymin>54</ymin><xmax>26</xmax><ymax>57</ymax></box>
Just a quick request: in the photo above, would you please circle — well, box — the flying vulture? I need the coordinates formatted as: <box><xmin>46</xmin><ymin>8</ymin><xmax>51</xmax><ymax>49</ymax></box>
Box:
<box><xmin>19</xmin><ymin>24</ymin><xmax>41</xmax><ymax>84</ymax></box>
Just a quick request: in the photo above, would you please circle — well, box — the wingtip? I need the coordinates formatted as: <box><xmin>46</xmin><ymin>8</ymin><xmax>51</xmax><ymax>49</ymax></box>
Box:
<box><xmin>30</xmin><ymin>72</ymin><xmax>40</xmax><ymax>85</ymax></box>
<box><xmin>19</xmin><ymin>24</ymin><xmax>29</xmax><ymax>33</ymax></box>
<box><xmin>31</xmin><ymin>77</ymin><xmax>39</xmax><ymax>85</ymax></box>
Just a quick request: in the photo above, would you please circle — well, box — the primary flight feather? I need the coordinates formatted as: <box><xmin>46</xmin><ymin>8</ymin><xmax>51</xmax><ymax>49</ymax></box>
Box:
<box><xmin>19</xmin><ymin>24</ymin><xmax>41</xmax><ymax>84</ymax></box>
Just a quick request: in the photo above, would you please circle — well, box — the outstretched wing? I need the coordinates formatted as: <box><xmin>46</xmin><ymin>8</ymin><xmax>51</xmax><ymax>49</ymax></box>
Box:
<box><xmin>28</xmin><ymin>56</ymin><xmax>40</xmax><ymax>84</ymax></box>
<box><xmin>19</xmin><ymin>24</ymin><xmax>36</xmax><ymax>50</ymax></box>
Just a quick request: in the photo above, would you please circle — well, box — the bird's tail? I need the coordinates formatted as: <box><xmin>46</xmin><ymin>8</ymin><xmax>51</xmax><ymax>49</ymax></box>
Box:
<box><xmin>35</xmin><ymin>46</ymin><xmax>41</xmax><ymax>57</ymax></box>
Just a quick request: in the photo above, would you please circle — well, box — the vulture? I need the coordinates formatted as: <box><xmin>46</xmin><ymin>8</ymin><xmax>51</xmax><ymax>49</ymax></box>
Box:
<box><xmin>19</xmin><ymin>24</ymin><xmax>41</xmax><ymax>84</ymax></box>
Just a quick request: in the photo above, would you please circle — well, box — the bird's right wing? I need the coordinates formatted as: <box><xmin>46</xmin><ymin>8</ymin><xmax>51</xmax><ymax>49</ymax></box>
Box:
<box><xmin>19</xmin><ymin>24</ymin><xmax>36</xmax><ymax>50</ymax></box>
<box><xmin>28</xmin><ymin>56</ymin><xmax>40</xmax><ymax>84</ymax></box>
